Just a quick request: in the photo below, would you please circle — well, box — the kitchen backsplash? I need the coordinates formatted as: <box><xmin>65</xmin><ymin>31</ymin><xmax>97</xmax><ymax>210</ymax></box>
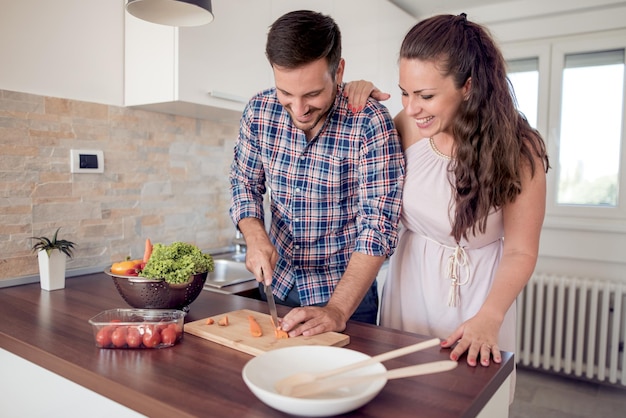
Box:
<box><xmin>0</xmin><ymin>89</ymin><xmax>240</xmax><ymax>282</ymax></box>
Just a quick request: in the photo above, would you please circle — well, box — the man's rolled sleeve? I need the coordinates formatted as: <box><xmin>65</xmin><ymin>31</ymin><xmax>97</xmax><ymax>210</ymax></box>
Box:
<box><xmin>354</xmin><ymin>105</ymin><xmax>405</xmax><ymax>257</ymax></box>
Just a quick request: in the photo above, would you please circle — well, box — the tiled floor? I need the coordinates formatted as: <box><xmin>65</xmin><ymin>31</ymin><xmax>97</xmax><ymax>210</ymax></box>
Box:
<box><xmin>510</xmin><ymin>367</ymin><xmax>626</xmax><ymax>417</ymax></box>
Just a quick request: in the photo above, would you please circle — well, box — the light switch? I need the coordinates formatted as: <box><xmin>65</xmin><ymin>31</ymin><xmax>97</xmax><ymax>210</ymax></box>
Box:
<box><xmin>70</xmin><ymin>149</ymin><xmax>104</xmax><ymax>173</ymax></box>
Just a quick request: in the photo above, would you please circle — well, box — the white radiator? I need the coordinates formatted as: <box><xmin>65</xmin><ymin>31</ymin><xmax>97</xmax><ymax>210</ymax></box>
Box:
<box><xmin>516</xmin><ymin>273</ymin><xmax>626</xmax><ymax>386</ymax></box>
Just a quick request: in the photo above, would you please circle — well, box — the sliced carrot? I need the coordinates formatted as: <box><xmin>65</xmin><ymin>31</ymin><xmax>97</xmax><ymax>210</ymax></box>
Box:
<box><xmin>217</xmin><ymin>315</ymin><xmax>229</xmax><ymax>326</ymax></box>
<box><xmin>270</xmin><ymin>316</ymin><xmax>289</xmax><ymax>339</ymax></box>
<box><xmin>248</xmin><ymin>315</ymin><xmax>263</xmax><ymax>337</ymax></box>
<box><xmin>206</xmin><ymin>318</ymin><xmax>215</xmax><ymax>325</ymax></box>
<box><xmin>143</xmin><ymin>238</ymin><xmax>153</xmax><ymax>263</ymax></box>
<box><xmin>275</xmin><ymin>328</ymin><xmax>289</xmax><ymax>339</ymax></box>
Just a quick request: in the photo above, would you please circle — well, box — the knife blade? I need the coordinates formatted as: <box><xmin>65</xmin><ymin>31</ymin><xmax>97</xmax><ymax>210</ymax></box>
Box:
<box><xmin>263</xmin><ymin>278</ymin><xmax>280</xmax><ymax>329</ymax></box>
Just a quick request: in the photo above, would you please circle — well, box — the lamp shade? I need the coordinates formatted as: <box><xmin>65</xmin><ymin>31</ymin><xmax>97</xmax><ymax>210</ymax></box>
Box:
<box><xmin>126</xmin><ymin>0</ymin><xmax>214</xmax><ymax>27</ymax></box>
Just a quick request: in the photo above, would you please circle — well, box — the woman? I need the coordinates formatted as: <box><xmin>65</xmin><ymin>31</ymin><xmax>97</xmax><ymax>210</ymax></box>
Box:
<box><xmin>347</xmin><ymin>13</ymin><xmax>549</xmax><ymax>398</ymax></box>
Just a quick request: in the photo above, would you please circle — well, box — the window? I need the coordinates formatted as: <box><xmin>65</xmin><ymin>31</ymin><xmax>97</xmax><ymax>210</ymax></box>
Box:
<box><xmin>507</xmin><ymin>57</ymin><xmax>539</xmax><ymax>129</ymax></box>
<box><xmin>504</xmin><ymin>43</ymin><xmax>550</xmax><ymax>150</ymax></box>
<box><xmin>505</xmin><ymin>30</ymin><xmax>626</xmax><ymax>224</ymax></box>
<box><xmin>558</xmin><ymin>50</ymin><xmax>624</xmax><ymax>207</ymax></box>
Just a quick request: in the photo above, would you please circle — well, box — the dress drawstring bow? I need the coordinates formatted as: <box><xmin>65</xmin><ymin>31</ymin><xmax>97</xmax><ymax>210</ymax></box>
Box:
<box><xmin>445</xmin><ymin>245</ymin><xmax>470</xmax><ymax>307</ymax></box>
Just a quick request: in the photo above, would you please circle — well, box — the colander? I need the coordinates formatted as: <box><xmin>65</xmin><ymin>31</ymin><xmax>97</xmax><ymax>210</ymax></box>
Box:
<box><xmin>105</xmin><ymin>269</ymin><xmax>208</xmax><ymax>311</ymax></box>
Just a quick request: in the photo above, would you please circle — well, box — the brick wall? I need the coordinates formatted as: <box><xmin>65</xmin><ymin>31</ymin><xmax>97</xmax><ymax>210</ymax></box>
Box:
<box><xmin>0</xmin><ymin>90</ymin><xmax>239</xmax><ymax>281</ymax></box>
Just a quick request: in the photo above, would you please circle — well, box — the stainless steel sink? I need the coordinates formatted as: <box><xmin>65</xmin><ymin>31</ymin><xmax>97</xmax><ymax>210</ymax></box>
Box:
<box><xmin>204</xmin><ymin>259</ymin><xmax>254</xmax><ymax>288</ymax></box>
<box><xmin>218</xmin><ymin>252</ymin><xmax>246</xmax><ymax>262</ymax></box>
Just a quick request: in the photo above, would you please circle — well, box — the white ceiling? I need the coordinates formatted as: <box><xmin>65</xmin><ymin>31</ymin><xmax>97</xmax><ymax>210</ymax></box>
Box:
<box><xmin>388</xmin><ymin>0</ymin><xmax>514</xmax><ymax>18</ymax></box>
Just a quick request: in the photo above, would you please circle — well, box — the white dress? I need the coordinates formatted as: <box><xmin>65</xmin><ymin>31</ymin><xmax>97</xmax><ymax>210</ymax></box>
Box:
<box><xmin>380</xmin><ymin>137</ymin><xmax>517</xmax><ymax>397</ymax></box>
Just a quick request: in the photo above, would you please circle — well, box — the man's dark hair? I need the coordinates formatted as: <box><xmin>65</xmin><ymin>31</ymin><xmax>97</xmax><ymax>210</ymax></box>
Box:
<box><xmin>266</xmin><ymin>10</ymin><xmax>342</xmax><ymax>79</ymax></box>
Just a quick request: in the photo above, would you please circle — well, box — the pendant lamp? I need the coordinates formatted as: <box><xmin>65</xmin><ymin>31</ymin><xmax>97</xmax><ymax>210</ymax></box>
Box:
<box><xmin>126</xmin><ymin>0</ymin><xmax>214</xmax><ymax>27</ymax></box>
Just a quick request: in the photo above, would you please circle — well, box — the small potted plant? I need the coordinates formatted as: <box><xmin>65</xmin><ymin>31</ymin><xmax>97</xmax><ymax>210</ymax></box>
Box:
<box><xmin>30</xmin><ymin>228</ymin><xmax>76</xmax><ymax>291</ymax></box>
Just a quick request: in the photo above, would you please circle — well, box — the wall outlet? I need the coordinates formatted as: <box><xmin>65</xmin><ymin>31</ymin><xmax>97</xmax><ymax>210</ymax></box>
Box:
<box><xmin>70</xmin><ymin>149</ymin><xmax>104</xmax><ymax>173</ymax></box>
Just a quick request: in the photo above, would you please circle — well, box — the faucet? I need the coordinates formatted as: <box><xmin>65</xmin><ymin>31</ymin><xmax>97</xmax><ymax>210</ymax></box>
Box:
<box><xmin>232</xmin><ymin>230</ymin><xmax>246</xmax><ymax>254</ymax></box>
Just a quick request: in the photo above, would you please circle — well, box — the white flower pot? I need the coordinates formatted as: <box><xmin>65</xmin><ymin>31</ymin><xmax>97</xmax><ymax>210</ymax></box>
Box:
<box><xmin>38</xmin><ymin>250</ymin><xmax>67</xmax><ymax>291</ymax></box>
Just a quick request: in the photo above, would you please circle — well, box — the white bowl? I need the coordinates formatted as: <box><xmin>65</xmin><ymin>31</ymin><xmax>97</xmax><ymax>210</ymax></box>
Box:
<box><xmin>242</xmin><ymin>346</ymin><xmax>387</xmax><ymax>417</ymax></box>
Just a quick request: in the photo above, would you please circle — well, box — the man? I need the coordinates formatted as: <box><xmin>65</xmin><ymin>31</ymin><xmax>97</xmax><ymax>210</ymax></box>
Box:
<box><xmin>229</xmin><ymin>10</ymin><xmax>404</xmax><ymax>337</ymax></box>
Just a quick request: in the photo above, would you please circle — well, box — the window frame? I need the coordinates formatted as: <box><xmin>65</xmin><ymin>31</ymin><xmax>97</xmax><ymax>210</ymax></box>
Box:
<box><xmin>502</xmin><ymin>29</ymin><xmax>626</xmax><ymax>232</ymax></box>
<box><xmin>503</xmin><ymin>43</ymin><xmax>551</xmax><ymax>139</ymax></box>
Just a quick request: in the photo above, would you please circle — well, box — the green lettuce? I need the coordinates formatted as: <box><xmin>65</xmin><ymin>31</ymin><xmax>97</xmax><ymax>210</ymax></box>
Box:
<box><xmin>140</xmin><ymin>241</ymin><xmax>214</xmax><ymax>284</ymax></box>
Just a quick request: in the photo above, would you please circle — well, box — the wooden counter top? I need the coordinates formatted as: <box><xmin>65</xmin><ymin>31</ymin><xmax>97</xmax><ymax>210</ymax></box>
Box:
<box><xmin>0</xmin><ymin>273</ymin><xmax>513</xmax><ymax>417</ymax></box>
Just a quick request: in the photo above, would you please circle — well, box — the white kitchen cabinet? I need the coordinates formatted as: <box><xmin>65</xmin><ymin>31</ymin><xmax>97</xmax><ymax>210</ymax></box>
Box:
<box><xmin>1</xmin><ymin>348</ymin><xmax>144</xmax><ymax>417</ymax></box>
<box><xmin>125</xmin><ymin>0</ymin><xmax>414</xmax><ymax>121</ymax></box>
<box><xmin>0</xmin><ymin>0</ymin><xmax>125</xmax><ymax>106</ymax></box>
<box><xmin>125</xmin><ymin>0</ymin><xmax>272</xmax><ymax>122</ymax></box>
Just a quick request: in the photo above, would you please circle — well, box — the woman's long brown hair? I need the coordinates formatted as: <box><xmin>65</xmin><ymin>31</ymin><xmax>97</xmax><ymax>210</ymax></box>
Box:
<box><xmin>400</xmin><ymin>14</ymin><xmax>550</xmax><ymax>242</ymax></box>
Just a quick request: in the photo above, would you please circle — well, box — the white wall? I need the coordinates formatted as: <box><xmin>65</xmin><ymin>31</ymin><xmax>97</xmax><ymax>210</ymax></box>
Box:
<box><xmin>450</xmin><ymin>0</ymin><xmax>626</xmax><ymax>42</ymax></box>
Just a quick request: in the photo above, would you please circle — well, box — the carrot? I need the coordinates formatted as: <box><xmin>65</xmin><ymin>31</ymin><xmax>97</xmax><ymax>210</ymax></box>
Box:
<box><xmin>275</xmin><ymin>328</ymin><xmax>289</xmax><ymax>339</ymax></box>
<box><xmin>206</xmin><ymin>318</ymin><xmax>215</xmax><ymax>325</ymax></box>
<box><xmin>217</xmin><ymin>315</ymin><xmax>229</xmax><ymax>326</ymax></box>
<box><xmin>143</xmin><ymin>238</ymin><xmax>153</xmax><ymax>263</ymax></box>
<box><xmin>270</xmin><ymin>317</ymin><xmax>289</xmax><ymax>339</ymax></box>
<box><xmin>248</xmin><ymin>315</ymin><xmax>263</xmax><ymax>337</ymax></box>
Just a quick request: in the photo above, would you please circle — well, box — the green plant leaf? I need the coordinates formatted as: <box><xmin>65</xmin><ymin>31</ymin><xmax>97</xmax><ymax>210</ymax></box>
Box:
<box><xmin>29</xmin><ymin>228</ymin><xmax>76</xmax><ymax>259</ymax></box>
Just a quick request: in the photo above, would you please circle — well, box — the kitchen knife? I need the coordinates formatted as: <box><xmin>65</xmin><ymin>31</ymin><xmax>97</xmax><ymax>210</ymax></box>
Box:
<box><xmin>264</xmin><ymin>280</ymin><xmax>280</xmax><ymax>329</ymax></box>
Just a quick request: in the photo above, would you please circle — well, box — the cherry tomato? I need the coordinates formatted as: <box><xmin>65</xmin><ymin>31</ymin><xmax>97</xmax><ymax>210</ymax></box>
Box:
<box><xmin>111</xmin><ymin>326</ymin><xmax>128</xmax><ymax>348</ymax></box>
<box><xmin>161</xmin><ymin>327</ymin><xmax>177</xmax><ymax>345</ymax></box>
<box><xmin>142</xmin><ymin>325</ymin><xmax>161</xmax><ymax>348</ymax></box>
<box><xmin>126</xmin><ymin>326</ymin><xmax>142</xmax><ymax>348</ymax></box>
<box><xmin>95</xmin><ymin>327</ymin><xmax>113</xmax><ymax>347</ymax></box>
<box><xmin>167</xmin><ymin>323</ymin><xmax>182</xmax><ymax>338</ymax></box>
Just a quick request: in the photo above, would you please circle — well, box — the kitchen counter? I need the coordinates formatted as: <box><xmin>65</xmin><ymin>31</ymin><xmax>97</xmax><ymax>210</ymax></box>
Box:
<box><xmin>0</xmin><ymin>273</ymin><xmax>513</xmax><ymax>417</ymax></box>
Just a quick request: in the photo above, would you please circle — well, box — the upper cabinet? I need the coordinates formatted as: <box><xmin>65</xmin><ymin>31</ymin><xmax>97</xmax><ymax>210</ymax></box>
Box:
<box><xmin>125</xmin><ymin>0</ymin><xmax>272</xmax><ymax>123</ymax></box>
<box><xmin>124</xmin><ymin>0</ymin><xmax>415</xmax><ymax>121</ymax></box>
<box><xmin>0</xmin><ymin>0</ymin><xmax>125</xmax><ymax>106</ymax></box>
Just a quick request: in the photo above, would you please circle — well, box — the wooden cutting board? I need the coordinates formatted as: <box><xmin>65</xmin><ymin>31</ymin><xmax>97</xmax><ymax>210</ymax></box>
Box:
<box><xmin>184</xmin><ymin>309</ymin><xmax>350</xmax><ymax>356</ymax></box>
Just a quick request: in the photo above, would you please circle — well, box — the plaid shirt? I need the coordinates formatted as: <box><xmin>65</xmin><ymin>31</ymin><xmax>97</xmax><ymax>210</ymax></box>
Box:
<box><xmin>230</xmin><ymin>84</ymin><xmax>404</xmax><ymax>306</ymax></box>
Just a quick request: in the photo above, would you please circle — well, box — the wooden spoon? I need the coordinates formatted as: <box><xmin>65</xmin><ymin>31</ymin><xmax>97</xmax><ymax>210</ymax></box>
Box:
<box><xmin>284</xmin><ymin>360</ymin><xmax>458</xmax><ymax>398</ymax></box>
<box><xmin>274</xmin><ymin>338</ymin><xmax>441</xmax><ymax>396</ymax></box>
